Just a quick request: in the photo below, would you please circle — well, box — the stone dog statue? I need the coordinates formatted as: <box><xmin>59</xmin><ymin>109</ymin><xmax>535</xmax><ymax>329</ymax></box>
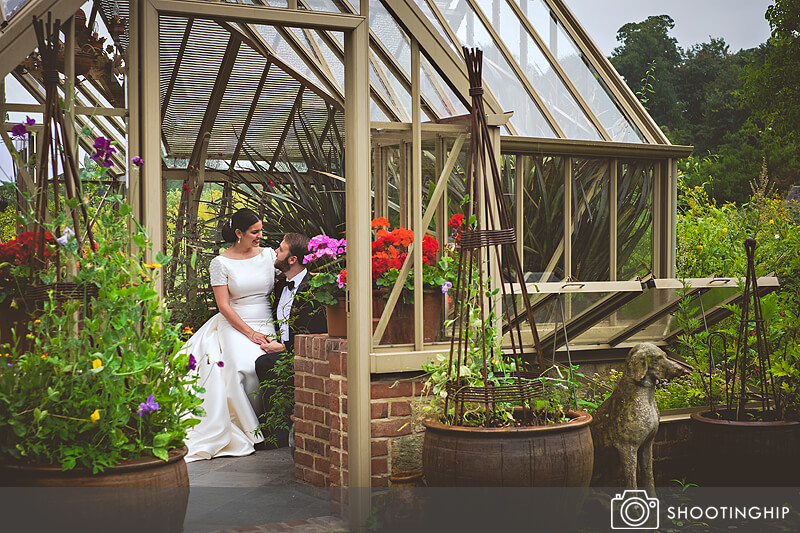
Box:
<box><xmin>590</xmin><ymin>343</ymin><xmax>685</xmax><ymax>489</ymax></box>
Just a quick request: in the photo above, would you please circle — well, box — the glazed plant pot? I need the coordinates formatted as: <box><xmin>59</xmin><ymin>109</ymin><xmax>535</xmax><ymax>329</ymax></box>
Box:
<box><xmin>422</xmin><ymin>411</ymin><xmax>594</xmax><ymax>487</ymax></box>
<box><xmin>0</xmin><ymin>447</ymin><xmax>190</xmax><ymax>531</ymax></box>
<box><xmin>691</xmin><ymin>409</ymin><xmax>800</xmax><ymax>486</ymax></box>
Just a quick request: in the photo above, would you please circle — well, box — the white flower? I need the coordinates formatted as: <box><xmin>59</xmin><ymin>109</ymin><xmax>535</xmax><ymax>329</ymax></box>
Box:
<box><xmin>775</xmin><ymin>234</ymin><xmax>780</xmax><ymax>239</ymax></box>
<box><xmin>439</xmin><ymin>390</ymin><xmax>448</xmax><ymax>399</ymax></box>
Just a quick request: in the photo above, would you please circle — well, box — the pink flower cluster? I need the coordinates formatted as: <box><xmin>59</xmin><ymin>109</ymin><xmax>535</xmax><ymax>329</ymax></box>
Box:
<box><xmin>303</xmin><ymin>234</ymin><xmax>346</xmax><ymax>264</ymax></box>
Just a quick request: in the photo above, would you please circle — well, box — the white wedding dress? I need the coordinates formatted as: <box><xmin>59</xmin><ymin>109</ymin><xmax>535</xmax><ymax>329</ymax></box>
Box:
<box><xmin>183</xmin><ymin>247</ymin><xmax>276</xmax><ymax>462</ymax></box>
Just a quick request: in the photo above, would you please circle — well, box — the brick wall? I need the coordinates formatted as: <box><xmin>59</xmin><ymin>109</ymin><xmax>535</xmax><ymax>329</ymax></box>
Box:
<box><xmin>293</xmin><ymin>334</ymin><xmax>698</xmax><ymax>488</ymax></box>
<box><xmin>293</xmin><ymin>334</ymin><xmax>426</xmax><ymax>488</ymax></box>
<box><xmin>653</xmin><ymin>412</ymin><xmax>698</xmax><ymax>485</ymax></box>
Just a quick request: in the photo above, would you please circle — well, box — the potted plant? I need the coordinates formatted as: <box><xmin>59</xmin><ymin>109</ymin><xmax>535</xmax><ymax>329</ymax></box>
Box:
<box><xmin>304</xmin><ymin>217</ymin><xmax>459</xmax><ymax>343</ymax></box>
<box><xmin>687</xmin><ymin>238</ymin><xmax>800</xmax><ymax>486</ymax></box>
<box><xmin>303</xmin><ymin>233</ymin><xmax>347</xmax><ymax>337</ymax></box>
<box><xmin>419</xmin><ymin>284</ymin><xmax>594</xmax><ymax>487</ymax></box>
<box><xmin>0</xmin><ymin>116</ymin><xmax>202</xmax><ymax>496</ymax></box>
<box><xmin>0</xmin><ymin>194</ymin><xmax>202</xmax><ymax>480</ymax></box>
<box><xmin>369</xmin><ymin>216</ymin><xmax>457</xmax><ymax>344</ymax></box>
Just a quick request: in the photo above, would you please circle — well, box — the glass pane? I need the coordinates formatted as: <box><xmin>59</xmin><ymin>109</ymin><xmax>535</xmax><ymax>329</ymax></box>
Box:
<box><xmin>514</xmin><ymin>0</ymin><xmax>643</xmax><ymax>143</ymax></box>
<box><xmin>421</xmin><ymin>55</ymin><xmax>466</xmax><ymax>117</ymax></box>
<box><xmin>306</xmin><ymin>30</ymin><xmax>345</xmax><ymax>90</ymax></box>
<box><xmin>473</xmin><ymin>0</ymin><xmax>600</xmax><ymax>140</ymax></box>
<box><xmin>370</xmin><ymin>53</ymin><xmax>411</xmax><ymax>120</ymax></box>
<box><xmin>263</xmin><ymin>0</ymin><xmax>290</xmax><ymax>8</ymax></box>
<box><xmin>370</xmin><ymin>0</ymin><xmax>412</xmax><ymax>73</ymax></box>
<box><xmin>256</xmin><ymin>25</ymin><xmax>330</xmax><ymax>93</ymax></box>
<box><xmin>416</xmin><ymin>0</ymin><xmax>460</xmax><ymax>54</ymax></box>
<box><xmin>572</xmin><ymin>158</ymin><xmax>610</xmax><ymax>281</ymax></box>
<box><xmin>433</xmin><ymin>0</ymin><xmax>555</xmax><ymax>137</ymax></box>
<box><xmin>2</xmin><ymin>0</ymin><xmax>32</xmax><ymax>20</ymax></box>
<box><xmin>618</xmin><ymin>161</ymin><xmax>653</xmax><ymax>281</ymax></box>
<box><xmin>302</xmin><ymin>0</ymin><xmax>345</xmax><ymax>13</ymax></box>
<box><xmin>521</xmin><ymin>154</ymin><xmax>564</xmax><ymax>280</ymax></box>
<box><xmin>370</xmin><ymin>0</ymin><xmax>450</xmax><ymax>120</ymax></box>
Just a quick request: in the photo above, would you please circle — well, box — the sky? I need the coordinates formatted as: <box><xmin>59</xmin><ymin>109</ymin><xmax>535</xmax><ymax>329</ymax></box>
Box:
<box><xmin>563</xmin><ymin>0</ymin><xmax>774</xmax><ymax>56</ymax></box>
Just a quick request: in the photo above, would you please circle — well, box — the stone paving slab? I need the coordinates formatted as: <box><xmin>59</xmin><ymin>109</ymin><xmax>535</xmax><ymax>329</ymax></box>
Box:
<box><xmin>185</xmin><ymin>449</ymin><xmax>348</xmax><ymax>533</ymax></box>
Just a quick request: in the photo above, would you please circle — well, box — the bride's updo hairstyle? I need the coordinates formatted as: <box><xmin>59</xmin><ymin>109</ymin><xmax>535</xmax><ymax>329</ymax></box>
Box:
<box><xmin>221</xmin><ymin>208</ymin><xmax>260</xmax><ymax>243</ymax></box>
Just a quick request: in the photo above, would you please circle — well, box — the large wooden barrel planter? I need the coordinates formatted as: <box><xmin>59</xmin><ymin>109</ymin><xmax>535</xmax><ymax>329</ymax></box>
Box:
<box><xmin>422</xmin><ymin>411</ymin><xmax>594</xmax><ymax>487</ymax></box>
<box><xmin>0</xmin><ymin>447</ymin><xmax>189</xmax><ymax>532</ymax></box>
<box><xmin>691</xmin><ymin>410</ymin><xmax>800</xmax><ymax>486</ymax></box>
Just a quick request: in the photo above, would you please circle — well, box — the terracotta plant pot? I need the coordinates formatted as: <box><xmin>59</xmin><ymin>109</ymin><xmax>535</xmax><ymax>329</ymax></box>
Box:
<box><xmin>325</xmin><ymin>297</ymin><xmax>347</xmax><ymax>338</ymax></box>
<box><xmin>422</xmin><ymin>411</ymin><xmax>594</xmax><ymax>487</ymax></box>
<box><xmin>691</xmin><ymin>409</ymin><xmax>800</xmax><ymax>486</ymax></box>
<box><xmin>373</xmin><ymin>290</ymin><xmax>443</xmax><ymax>345</ymax></box>
<box><xmin>0</xmin><ymin>447</ymin><xmax>189</xmax><ymax>531</ymax></box>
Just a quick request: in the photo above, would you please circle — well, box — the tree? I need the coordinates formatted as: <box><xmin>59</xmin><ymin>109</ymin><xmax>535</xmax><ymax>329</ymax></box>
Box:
<box><xmin>743</xmin><ymin>0</ymin><xmax>800</xmax><ymax>141</ymax></box>
<box><xmin>677</xmin><ymin>40</ymin><xmax>754</xmax><ymax>157</ymax></box>
<box><xmin>611</xmin><ymin>15</ymin><xmax>685</xmax><ymax>136</ymax></box>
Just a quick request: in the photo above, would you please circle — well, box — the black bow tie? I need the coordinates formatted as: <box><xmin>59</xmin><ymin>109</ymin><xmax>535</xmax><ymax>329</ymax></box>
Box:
<box><xmin>286</xmin><ymin>280</ymin><xmax>295</xmax><ymax>291</ymax></box>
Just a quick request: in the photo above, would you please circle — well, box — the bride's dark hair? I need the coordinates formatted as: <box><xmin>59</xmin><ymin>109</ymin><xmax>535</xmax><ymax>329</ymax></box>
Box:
<box><xmin>221</xmin><ymin>208</ymin><xmax>260</xmax><ymax>243</ymax></box>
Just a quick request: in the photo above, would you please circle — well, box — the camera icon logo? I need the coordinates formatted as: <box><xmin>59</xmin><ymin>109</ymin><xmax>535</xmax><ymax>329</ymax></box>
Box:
<box><xmin>610</xmin><ymin>490</ymin><xmax>660</xmax><ymax>529</ymax></box>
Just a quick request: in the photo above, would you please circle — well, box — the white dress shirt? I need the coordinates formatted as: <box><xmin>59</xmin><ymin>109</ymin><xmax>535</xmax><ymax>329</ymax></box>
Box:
<box><xmin>276</xmin><ymin>269</ymin><xmax>307</xmax><ymax>343</ymax></box>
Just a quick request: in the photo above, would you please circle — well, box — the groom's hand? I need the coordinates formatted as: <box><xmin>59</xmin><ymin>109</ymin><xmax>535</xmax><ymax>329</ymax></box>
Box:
<box><xmin>259</xmin><ymin>340</ymin><xmax>285</xmax><ymax>354</ymax></box>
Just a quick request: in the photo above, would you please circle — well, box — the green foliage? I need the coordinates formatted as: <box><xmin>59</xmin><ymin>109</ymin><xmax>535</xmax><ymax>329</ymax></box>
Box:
<box><xmin>671</xmin><ymin>184</ymin><xmax>800</xmax><ymax>415</ymax></box>
<box><xmin>421</xmin><ymin>275</ymin><xmax>584</xmax><ymax>426</ymax></box>
<box><xmin>611</xmin><ymin>15</ymin><xmax>684</xmax><ymax>132</ymax></box>
<box><xmin>0</xmin><ymin>195</ymin><xmax>203</xmax><ymax>472</ymax></box>
<box><xmin>256</xmin><ymin>354</ymin><xmax>295</xmax><ymax>448</ymax></box>
<box><xmin>743</xmin><ymin>0</ymin><xmax>800</xmax><ymax>141</ymax></box>
<box><xmin>611</xmin><ymin>9</ymin><xmax>800</xmax><ymax>205</ymax></box>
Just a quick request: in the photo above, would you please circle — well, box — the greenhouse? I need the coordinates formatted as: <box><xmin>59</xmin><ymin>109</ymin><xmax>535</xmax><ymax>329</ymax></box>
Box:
<box><xmin>1</xmin><ymin>0</ymin><xmax>793</xmax><ymax>531</ymax></box>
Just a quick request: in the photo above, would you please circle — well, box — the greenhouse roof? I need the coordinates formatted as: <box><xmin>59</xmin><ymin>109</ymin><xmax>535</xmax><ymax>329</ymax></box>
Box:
<box><xmin>1</xmin><ymin>0</ymin><xmax>675</xmax><ymax>163</ymax></box>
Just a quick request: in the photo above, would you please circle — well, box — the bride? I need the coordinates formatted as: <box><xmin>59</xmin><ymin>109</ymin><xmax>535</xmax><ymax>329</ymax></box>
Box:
<box><xmin>183</xmin><ymin>208</ymin><xmax>285</xmax><ymax>462</ymax></box>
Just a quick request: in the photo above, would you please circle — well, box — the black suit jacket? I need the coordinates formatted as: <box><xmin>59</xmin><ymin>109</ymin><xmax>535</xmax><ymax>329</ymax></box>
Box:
<box><xmin>271</xmin><ymin>272</ymin><xmax>327</xmax><ymax>355</ymax></box>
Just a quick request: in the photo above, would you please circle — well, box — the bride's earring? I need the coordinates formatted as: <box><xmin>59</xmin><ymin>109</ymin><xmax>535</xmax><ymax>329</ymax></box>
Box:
<box><xmin>237</xmin><ymin>237</ymin><xmax>241</xmax><ymax>244</ymax></box>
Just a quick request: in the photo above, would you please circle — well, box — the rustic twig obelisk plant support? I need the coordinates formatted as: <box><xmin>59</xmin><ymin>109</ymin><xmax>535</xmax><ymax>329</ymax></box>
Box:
<box><xmin>443</xmin><ymin>48</ymin><xmax>545</xmax><ymax>426</ymax></box>
<box><xmin>30</xmin><ymin>14</ymin><xmax>95</xmax><ymax>277</ymax></box>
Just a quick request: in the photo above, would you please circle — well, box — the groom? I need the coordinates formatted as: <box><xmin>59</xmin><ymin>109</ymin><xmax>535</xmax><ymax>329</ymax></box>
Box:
<box><xmin>255</xmin><ymin>233</ymin><xmax>326</xmax><ymax>443</ymax></box>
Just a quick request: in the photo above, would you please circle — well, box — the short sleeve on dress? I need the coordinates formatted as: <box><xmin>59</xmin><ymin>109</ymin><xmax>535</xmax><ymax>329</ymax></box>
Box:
<box><xmin>209</xmin><ymin>257</ymin><xmax>228</xmax><ymax>286</ymax></box>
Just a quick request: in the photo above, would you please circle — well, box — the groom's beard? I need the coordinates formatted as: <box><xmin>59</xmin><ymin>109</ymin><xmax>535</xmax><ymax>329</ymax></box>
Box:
<box><xmin>274</xmin><ymin>256</ymin><xmax>290</xmax><ymax>273</ymax></box>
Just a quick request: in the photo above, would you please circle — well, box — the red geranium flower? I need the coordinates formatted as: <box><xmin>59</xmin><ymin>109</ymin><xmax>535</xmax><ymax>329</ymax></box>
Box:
<box><xmin>448</xmin><ymin>213</ymin><xmax>464</xmax><ymax>230</ymax></box>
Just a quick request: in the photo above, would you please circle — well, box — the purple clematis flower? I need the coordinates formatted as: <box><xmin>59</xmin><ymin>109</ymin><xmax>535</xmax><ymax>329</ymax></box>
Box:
<box><xmin>25</xmin><ymin>116</ymin><xmax>36</xmax><ymax>126</ymax></box>
<box><xmin>187</xmin><ymin>354</ymin><xmax>197</xmax><ymax>371</ymax></box>
<box><xmin>217</xmin><ymin>361</ymin><xmax>224</xmax><ymax>368</ymax></box>
<box><xmin>137</xmin><ymin>394</ymin><xmax>160</xmax><ymax>416</ymax></box>
<box><xmin>441</xmin><ymin>281</ymin><xmax>453</xmax><ymax>294</ymax></box>
<box><xmin>11</xmin><ymin>124</ymin><xmax>27</xmax><ymax>137</ymax></box>
<box><xmin>132</xmin><ymin>156</ymin><xmax>144</xmax><ymax>167</ymax></box>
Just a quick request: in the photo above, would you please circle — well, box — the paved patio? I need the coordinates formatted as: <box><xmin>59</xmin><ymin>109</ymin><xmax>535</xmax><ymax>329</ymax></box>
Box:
<box><xmin>185</xmin><ymin>449</ymin><xmax>347</xmax><ymax>533</ymax></box>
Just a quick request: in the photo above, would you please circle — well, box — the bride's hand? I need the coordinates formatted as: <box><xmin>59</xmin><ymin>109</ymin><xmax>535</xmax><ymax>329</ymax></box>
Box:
<box><xmin>259</xmin><ymin>341</ymin><xmax>285</xmax><ymax>354</ymax></box>
<box><xmin>250</xmin><ymin>331</ymin><xmax>268</xmax><ymax>345</ymax></box>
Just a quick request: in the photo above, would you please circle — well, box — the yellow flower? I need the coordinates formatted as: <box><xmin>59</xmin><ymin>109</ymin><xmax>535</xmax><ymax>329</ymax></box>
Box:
<box><xmin>92</xmin><ymin>358</ymin><xmax>103</xmax><ymax>369</ymax></box>
<box><xmin>722</xmin><ymin>227</ymin><xmax>728</xmax><ymax>233</ymax></box>
<box><xmin>33</xmin><ymin>319</ymin><xmax>41</xmax><ymax>325</ymax></box>
<box><xmin>697</xmin><ymin>245</ymin><xmax>703</xmax><ymax>251</ymax></box>
<box><xmin>143</xmin><ymin>262</ymin><xmax>162</xmax><ymax>269</ymax></box>
<box><xmin>40</xmin><ymin>353</ymin><xmax>48</xmax><ymax>359</ymax></box>
<box><xmin>183</xmin><ymin>326</ymin><xmax>194</xmax><ymax>335</ymax></box>
<box><xmin>90</xmin><ymin>409</ymin><xmax>100</xmax><ymax>423</ymax></box>
<box><xmin>769</xmin><ymin>219</ymin><xmax>775</xmax><ymax>224</ymax></box>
